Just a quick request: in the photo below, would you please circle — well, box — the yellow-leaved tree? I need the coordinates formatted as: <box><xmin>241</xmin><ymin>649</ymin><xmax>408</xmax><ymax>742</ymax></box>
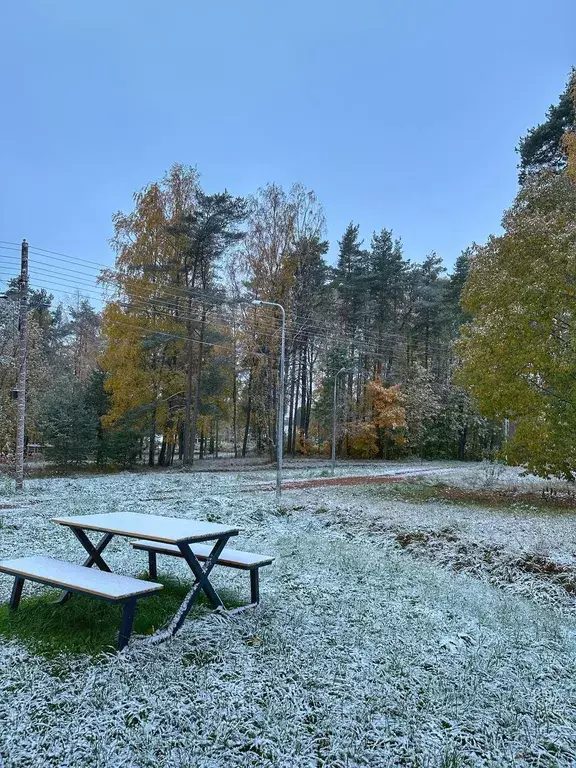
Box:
<box><xmin>100</xmin><ymin>165</ymin><xmax>198</xmax><ymax>465</ymax></box>
<box><xmin>457</xmin><ymin>76</ymin><xmax>576</xmax><ymax>479</ymax></box>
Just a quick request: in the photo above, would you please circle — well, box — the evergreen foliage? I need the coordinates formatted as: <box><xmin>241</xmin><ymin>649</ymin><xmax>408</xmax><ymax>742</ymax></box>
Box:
<box><xmin>517</xmin><ymin>70</ymin><xmax>576</xmax><ymax>182</ymax></box>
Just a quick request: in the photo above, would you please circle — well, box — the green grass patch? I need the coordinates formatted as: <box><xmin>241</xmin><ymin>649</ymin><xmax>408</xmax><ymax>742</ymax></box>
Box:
<box><xmin>0</xmin><ymin>575</ymin><xmax>243</xmax><ymax>657</ymax></box>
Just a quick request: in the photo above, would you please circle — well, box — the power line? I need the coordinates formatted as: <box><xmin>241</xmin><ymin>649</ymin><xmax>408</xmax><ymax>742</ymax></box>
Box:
<box><xmin>0</xmin><ymin>259</ymin><xmax>288</xmax><ymax>341</ymax></box>
<box><xmin>0</xmin><ymin>262</ymin><xmax>453</xmax><ymax>360</ymax></box>
<box><xmin>0</xmin><ymin>269</ymin><xmax>280</xmax><ymax>361</ymax></box>
<box><xmin>0</xmin><ymin>263</ymin><xmax>455</xmax><ymax>360</ymax></box>
<box><xmin>2</xmin><ymin>243</ymin><xmax>438</xmax><ymax>348</ymax></box>
<box><xmin>1</xmin><ymin>242</ymin><xmax>456</xmax><ymax>356</ymax></box>
<box><xmin>28</xmin><ymin>246</ymin><xmax>231</xmax><ymax>307</ymax></box>
<box><xmin>0</xmin><ymin>264</ymin><xmax>288</xmax><ymax>347</ymax></box>
<box><xmin>37</xmin><ymin>263</ymin><xmax>450</xmax><ymax>354</ymax></box>
<box><xmin>100</xmin><ymin>316</ymin><xmax>275</xmax><ymax>362</ymax></box>
<box><xmin>3</xmin><ymin>245</ymin><xmax>235</xmax><ymax>314</ymax></box>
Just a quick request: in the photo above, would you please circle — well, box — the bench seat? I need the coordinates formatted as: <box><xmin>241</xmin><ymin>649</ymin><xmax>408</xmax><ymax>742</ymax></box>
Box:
<box><xmin>0</xmin><ymin>555</ymin><xmax>163</xmax><ymax>650</ymax></box>
<box><xmin>131</xmin><ymin>540</ymin><xmax>274</xmax><ymax>604</ymax></box>
<box><xmin>131</xmin><ymin>541</ymin><xmax>274</xmax><ymax>569</ymax></box>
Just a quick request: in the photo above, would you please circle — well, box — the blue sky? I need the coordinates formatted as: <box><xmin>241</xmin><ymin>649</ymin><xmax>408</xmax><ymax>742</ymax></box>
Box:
<box><xmin>1</xmin><ymin>0</ymin><xmax>575</xmax><ymax>299</ymax></box>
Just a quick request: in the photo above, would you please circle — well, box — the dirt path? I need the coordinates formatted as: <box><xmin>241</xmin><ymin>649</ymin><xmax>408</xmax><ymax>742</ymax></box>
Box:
<box><xmin>257</xmin><ymin>473</ymin><xmax>410</xmax><ymax>491</ymax></box>
<box><xmin>253</xmin><ymin>465</ymin><xmax>454</xmax><ymax>491</ymax></box>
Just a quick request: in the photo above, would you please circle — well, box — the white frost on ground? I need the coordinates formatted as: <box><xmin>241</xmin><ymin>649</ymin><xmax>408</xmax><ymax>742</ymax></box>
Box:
<box><xmin>0</xmin><ymin>463</ymin><xmax>575</xmax><ymax>766</ymax></box>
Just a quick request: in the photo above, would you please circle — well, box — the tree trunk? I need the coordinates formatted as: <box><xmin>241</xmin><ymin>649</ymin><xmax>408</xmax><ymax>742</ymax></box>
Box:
<box><xmin>287</xmin><ymin>352</ymin><xmax>296</xmax><ymax>454</ymax></box>
<box><xmin>189</xmin><ymin>313</ymin><xmax>206</xmax><ymax>465</ymax></box>
<box><xmin>148</xmin><ymin>411</ymin><xmax>156</xmax><ymax>467</ymax></box>
<box><xmin>305</xmin><ymin>348</ymin><xmax>314</xmax><ymax>437</ymax></box>
<box><xmin>292</xmin><ymin>347</ymin><xmax>302</xmax><ymax>457</ymax></box>
<box><xmin>256</xmin><ymin>426</ymin><xmax>262</xmax><ymax>455</ymax></box>
<box><xmin>158</xmin><ymin>437</ymin><xmax>167</xmax><ymax>466</ymax></box>
<box><xmin>300</xmin><ymin>342</ymin><xmax>307</xmax><ymax>432</ymax></box>
<box><xmin>232</xmin><ymin>339</ymin><xmax>238</xmax><ymax>459</ymax></box>
<box><xmin>242</xmin><ymin>368</ymin><xmax>253</xmax><ymax>458</ymax></box>
<box><xmin>183</xmin><ymin>337</ymin><xmax>194</xmax><ymax>464</ymax></box>
<box><xmin>268</xmin><ymin>361</ymin><xmax>276</xmax><ymax>461</ymax></box>
<box><xmin>386</xmin><ymin>346</ymin><xmax>395</xmax><ymax>382</ymax></box>
<box><xmin>458</xmin><ymin>425</ymin><xmax>468</xmax><ymax>460</ymax></box>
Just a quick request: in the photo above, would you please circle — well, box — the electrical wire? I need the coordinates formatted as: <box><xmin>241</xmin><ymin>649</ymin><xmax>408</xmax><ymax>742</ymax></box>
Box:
<box><xmin>0</xmin><ymin>242</ymin><xmax>456</xmax><ymax>356</ymax></box>
<box><xmin>2</xmin><ymin>242</ymin><xmax>443</xmax><ymax>348</ymax></box>
<box><xmin>26</xmin><ymin>262</ymin><xmax>452</xmax><ymax>355</ymax></box>
<box><xmin>18</xmin><ymin>245</ymin><xmax>450</xmax><ymax>350</ymax></box>
<box><xmin>0</xmin><ymin>264</ymin><xmax>455</xmax><ymax>362</ymax></box>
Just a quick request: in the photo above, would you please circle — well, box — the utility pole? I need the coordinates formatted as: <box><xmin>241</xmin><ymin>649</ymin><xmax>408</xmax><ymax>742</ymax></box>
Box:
<box><xmin>15</xmin><ymin>239</ymin><xmax>29</xmax><ymax>490</ymax></box>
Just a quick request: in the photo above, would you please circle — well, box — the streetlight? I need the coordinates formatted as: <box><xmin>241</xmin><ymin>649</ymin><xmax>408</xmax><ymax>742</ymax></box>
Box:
<box><xmin>246</xmin><ymin>299</ymin><xmax>286</xmax><ymax>500</ymax></box>
<box><xmin>331</xmin><ymin>367</ymin><xmax>350</xmax><ymax>476</ymax></box>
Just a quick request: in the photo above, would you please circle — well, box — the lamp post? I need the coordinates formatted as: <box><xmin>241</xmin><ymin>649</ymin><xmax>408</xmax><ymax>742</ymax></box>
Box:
<box><xmin>249</xmin><ymin>299</ymin><xmax>286</xmax><ymax>500</ymax></box>
<box><xmin>331</xmin><ymin>367</ymin><xmax>349</xmax><ymax>476</ymax></box>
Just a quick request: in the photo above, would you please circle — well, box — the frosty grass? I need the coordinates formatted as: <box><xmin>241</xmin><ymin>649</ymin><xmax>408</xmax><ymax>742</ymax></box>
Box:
<box><xmin>1</xmin><ymin>462</ymin><xmax>576</xmax><ymax>767</ymax></box>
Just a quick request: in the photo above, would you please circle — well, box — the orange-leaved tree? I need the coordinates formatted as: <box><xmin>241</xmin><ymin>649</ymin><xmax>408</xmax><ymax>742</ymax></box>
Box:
<box><xmin>366</xmin><ymin>380</ymin><xmax>407</xmax><ymax>459</ymax></box>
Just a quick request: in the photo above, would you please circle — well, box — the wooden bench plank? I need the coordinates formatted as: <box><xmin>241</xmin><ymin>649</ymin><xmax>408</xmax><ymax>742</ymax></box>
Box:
<box><xmin>0</xmin><ymin>556</ymin><xmax>163</xmax><ymax>601</ymax></box>
<box><xmin>131</xmin><ymin>540</ymin><xmax>274</xmax><ymax>570</ymax></box>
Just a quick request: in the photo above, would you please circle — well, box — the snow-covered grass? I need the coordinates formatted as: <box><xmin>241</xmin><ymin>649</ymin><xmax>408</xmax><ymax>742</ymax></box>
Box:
<box><xmin>1</xmin><ymin>465</ymin><xmax>576</xmax><ymax>766</ymax></box>
<box><xmin>0</xmin><ymin>576</ymin><xmax>244</xmax><ymax>657</ymax></box>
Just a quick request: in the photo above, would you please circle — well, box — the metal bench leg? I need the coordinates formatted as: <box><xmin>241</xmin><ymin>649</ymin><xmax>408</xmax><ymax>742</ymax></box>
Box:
<box><xmin>250</xmin><ymin>568</ymin><xmax>260</xmax><ymax>604</ymax></box>
<box><xmin>166</xmin><ymin>536</ymin><xmax>232</xmax><ymax>637</ymax></box>
<box><xmin>148</xmin><ymin>551</ymin><xmax>158</xmax><ymax>580</ymax></box>
<box><xmin>177</xmin><ymin>537</ymin><xmax>231</xmax><ymax>611</ymax></box>
<box><xmin>118</xmin><ymin>597</ymin><xmax>137</xmax><ymax>651</ymax></box>
<box><xmin>10</xmin><ymin>577</ymin><xmax>24</xmax><ymax>611</ymax></box>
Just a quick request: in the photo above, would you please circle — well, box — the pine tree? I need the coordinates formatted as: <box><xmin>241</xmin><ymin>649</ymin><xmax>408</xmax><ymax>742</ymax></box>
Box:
<box><xmin>38</xmin><ymin>380</ymin><xmax>98</xmax><ymax>465</ymax></box>
<box><xmin>367</xmin><ymin>229</ymin><xmax>408</xmax><ymax>380</ymax></box>
<box><xmin>335</xmin><ymin>222</ymin><xmax>366</xmax><ymax>336</ymax></box>
<box><xmin>518</xmin><ymin>69</ymin><xmax>576</xmax><ymax>182</ymax></box>
<box><xmin>170</xmin><ymin>190</ymin><xmax>246</xmax><ymax>464</ymax></box>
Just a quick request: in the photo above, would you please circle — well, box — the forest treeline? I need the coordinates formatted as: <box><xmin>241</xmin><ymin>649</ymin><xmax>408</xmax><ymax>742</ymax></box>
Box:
<box><xmin>1</xmin><ymin>69</ymin><xmax>575</xmax><ymax>477</ymax></box>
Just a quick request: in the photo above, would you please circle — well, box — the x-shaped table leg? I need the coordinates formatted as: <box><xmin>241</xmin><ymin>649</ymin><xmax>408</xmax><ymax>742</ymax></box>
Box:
<box><xmin>168</xmin><ymin>534</ymin><xmax>233</xmax><ymax>636</ymax></box>
<box><xmin>58</xmin><ymin>528</ymin><xmax>114</xmax><ymax>604</ymax></box>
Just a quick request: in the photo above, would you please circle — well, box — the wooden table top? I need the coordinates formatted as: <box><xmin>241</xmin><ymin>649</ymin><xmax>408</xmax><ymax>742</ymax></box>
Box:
<box><xmin>51</xmin><ymin>512</ymin><xmax>240</xmax><ymax>545</ymax></box>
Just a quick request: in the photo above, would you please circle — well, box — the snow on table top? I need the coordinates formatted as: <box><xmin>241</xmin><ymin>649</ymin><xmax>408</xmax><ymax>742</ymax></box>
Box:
<box><xmin>51</xmin><ymin>511</ymin><xmax>240</xmax><ymax>544</ymax></box>
<box><xmin>0</xmin><ymin>555</ymin><xmax>163</xmax><ymax>600</ymax></box>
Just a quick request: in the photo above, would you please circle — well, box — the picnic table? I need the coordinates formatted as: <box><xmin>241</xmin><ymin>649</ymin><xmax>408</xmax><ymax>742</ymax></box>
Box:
<box><xmin>52</xmin><ymin>512</ymin><xmax>240</xmax><ymax>636</ymax></box>
<box><xmin>1</xmin><ymin>511</ymin><xmax>273</xmax><ymax>649</ymax></box>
